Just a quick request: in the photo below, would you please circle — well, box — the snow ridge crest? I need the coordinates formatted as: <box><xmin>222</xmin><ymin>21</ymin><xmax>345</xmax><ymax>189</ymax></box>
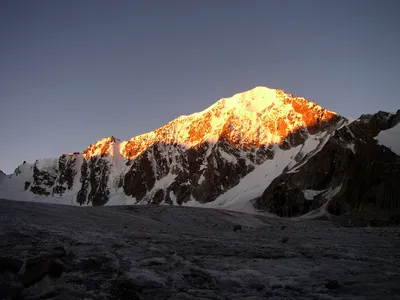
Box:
<box><xmin>83</xmin><ymin>86</ymin><xmax>338</xmax><ymax>160</ymax></box>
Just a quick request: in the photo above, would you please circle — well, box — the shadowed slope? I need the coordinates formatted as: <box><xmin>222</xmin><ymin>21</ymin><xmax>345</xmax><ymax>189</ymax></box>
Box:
<box><xmin>256</xmin><ymin>110</ymin><xmax>400</xmax><ymax>221</ymax></box>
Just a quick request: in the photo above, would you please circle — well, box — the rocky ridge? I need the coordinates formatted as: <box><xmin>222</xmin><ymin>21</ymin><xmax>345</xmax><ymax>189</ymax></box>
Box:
<box><xmin>254</xmin><ymin>110</ymin><xmax>400</xmax><ymax>219</ymax></box>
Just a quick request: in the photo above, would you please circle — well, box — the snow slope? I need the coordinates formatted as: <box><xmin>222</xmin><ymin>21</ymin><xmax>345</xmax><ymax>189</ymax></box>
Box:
<box><xmin>193</xmin><ymin>129</ymin><xmax>340</xmax><ymax>214</ymax></box>
<box><xmin>375</xmin><ymin>123</ymin><xmax>400</xmax><ymax>155</ymax></box>
<box><xmin>0</xmin><ymin>160</ymin><xmax>91</xmax><ymax>206</ymax></box>
<box><xmin>193</xmin><ymin>144</ymin><xmax>303</xmax><ymax>214</ymax></box>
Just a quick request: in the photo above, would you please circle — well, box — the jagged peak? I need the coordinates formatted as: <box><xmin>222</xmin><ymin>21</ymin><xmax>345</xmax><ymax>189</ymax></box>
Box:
<box><xmin>103</xmin><ymin>135</ymin><xmax>119</xmax><ymax>143</ymax></box>
<box><xmin>88</xmin><ymin>135</ymin><xmax>120</xmax><ymax>146</ymax></box>
<box><xmin>83</xmin><ymin>135</ymin><xmax>122</xmax><ymax>159</ymax></box>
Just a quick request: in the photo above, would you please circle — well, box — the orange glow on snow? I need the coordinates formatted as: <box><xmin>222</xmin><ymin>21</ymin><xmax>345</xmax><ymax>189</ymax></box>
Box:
<box><xmin>82</xmin><ymin>87</ymin><xmax>339</xmax><ymax>160</ymax></box>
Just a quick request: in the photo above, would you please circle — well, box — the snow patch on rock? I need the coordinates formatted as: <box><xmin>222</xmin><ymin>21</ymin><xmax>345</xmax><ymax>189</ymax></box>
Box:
<box><xmin>375</xmin><ymin>123</ymin><xmax>400</xmax><ymax>155</ymax></box>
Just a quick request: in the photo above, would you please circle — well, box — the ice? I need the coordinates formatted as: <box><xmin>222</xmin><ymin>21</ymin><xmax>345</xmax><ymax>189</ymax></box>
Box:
<box><xmin>0</xmin><ymin>199</ymin><xmax>399</xmax><ymax>299</ymax></box>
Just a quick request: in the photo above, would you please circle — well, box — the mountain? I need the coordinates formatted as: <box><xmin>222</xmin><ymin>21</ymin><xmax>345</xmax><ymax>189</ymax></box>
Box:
<box><xmin>0</xmin><ymin>86</ymin><xmax>398</xmax><ymax>220</ymax></box>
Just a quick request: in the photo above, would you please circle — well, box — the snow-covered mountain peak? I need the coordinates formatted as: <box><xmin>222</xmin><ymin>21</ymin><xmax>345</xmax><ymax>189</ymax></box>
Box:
<box><xmin>83</xmin><ymin>135</ymin><xmax>123</xmax><ymax>159</ymax></box>
<box><xmin>80</xmin><ymin>86</ymin><xmax>340</xmax><ymax>160</ymax></box>
<box><xmin>213</xmin><ymin>86</ymin><xmax>280</xmax><ymax>113</ymax></box>
<box><xmin>184</xmin><ymin>86</ymin><xmax>284</xmax><ymax>119</ymax></box>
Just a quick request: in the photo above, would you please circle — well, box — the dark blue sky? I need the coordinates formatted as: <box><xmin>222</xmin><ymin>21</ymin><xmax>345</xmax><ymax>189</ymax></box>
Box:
<box><xmin>1</xmin><ymin>0</ymin><xmax>399</xmax><ymax>173</ymax></box>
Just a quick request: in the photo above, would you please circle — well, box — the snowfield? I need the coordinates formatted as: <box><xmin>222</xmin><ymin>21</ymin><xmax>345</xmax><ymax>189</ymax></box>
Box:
<box><xmin>0</xmin><ymin>200</ymin><xmax>399</xmax><ymax>299</ymax></box>
<box><xmin>375</xmin><ymin>123</ymin><xmax>400</xmax><ymax>155</ymax></box>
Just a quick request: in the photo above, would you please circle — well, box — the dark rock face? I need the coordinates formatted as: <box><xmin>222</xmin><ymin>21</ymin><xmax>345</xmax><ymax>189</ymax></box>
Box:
<box><xmin>25</xmin><ymin>156</ymin><xmax>79</xmax><ymax>198</ymax></box>
<box><xmin>123</xmin><ymin>144</ymin><xmax>159</xmax><ymax>201</ymax></box>
<box><xmin>59</xmin><ymin>155</ymin><xmax>76</xmax><ymax>190</ymax></box>
<box><xmin>77</xmin><ymin>159</ymin><xmax>89</xmax><ymax>205</ymax></box>
<box><xmin>88</xmin><ymin>158</ymin><xmax>111</xmax><ymax>206</ymax></box>
<box><xmin>52</xmin><ymin>154</ymin><xmax>77</xmax><ymax>196</ymax></box>
<box><xmin>77</xmin><ymin>157</ymin><xmax>111</xmax><ymax>206</ymax></box>
<box><xmin>120</xmin><ymin>140</ymin><xmax>273</xmax><ymax>205</ymax></box>
<box><xmin>17</xmin><ymin>153</ymin><xmax>112</xmax><ymax>206</ymax></box>
<box><xmin>0</xmin><ymin>170</ymin><xmax>6</xmax><ymax>183</ymax></box>
<box><xmin>30</xmin><ymin>162</ymin><xmax>57</xmax><ymax>196</ymax></box>
<box><xmin>255</xmin><ymin>111</ymin><xmax>400</xmax><ymax>217</ymax></box>
<box><xmin>24</xmin><ymin>181</ymin><xmax>30</xmax><ymax>191</ymax></box>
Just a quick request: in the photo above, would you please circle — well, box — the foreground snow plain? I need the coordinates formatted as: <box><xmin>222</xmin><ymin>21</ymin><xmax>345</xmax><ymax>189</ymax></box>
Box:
<box><xmin>0</xmin><ymin>199</ymin><xmax>399</xmax><ymax>300</ymax></box>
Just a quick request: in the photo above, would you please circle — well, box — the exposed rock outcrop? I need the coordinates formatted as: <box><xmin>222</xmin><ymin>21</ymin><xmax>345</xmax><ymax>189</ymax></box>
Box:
<box><xmin>255</xmin><ymin>110</ymin><xmax>400</xmax><ymax>217</ymax></box>
<box><xmin>0</xmin><ymin>170</ymin><xmax>6</xmax><ymax>183</ymax></box>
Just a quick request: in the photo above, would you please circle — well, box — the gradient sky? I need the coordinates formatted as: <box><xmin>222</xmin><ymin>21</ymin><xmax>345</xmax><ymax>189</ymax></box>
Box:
<box><xmin>1</xmin><ymin>0</ymin><xmax>399</xmax><ymax>174</ymax></box>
